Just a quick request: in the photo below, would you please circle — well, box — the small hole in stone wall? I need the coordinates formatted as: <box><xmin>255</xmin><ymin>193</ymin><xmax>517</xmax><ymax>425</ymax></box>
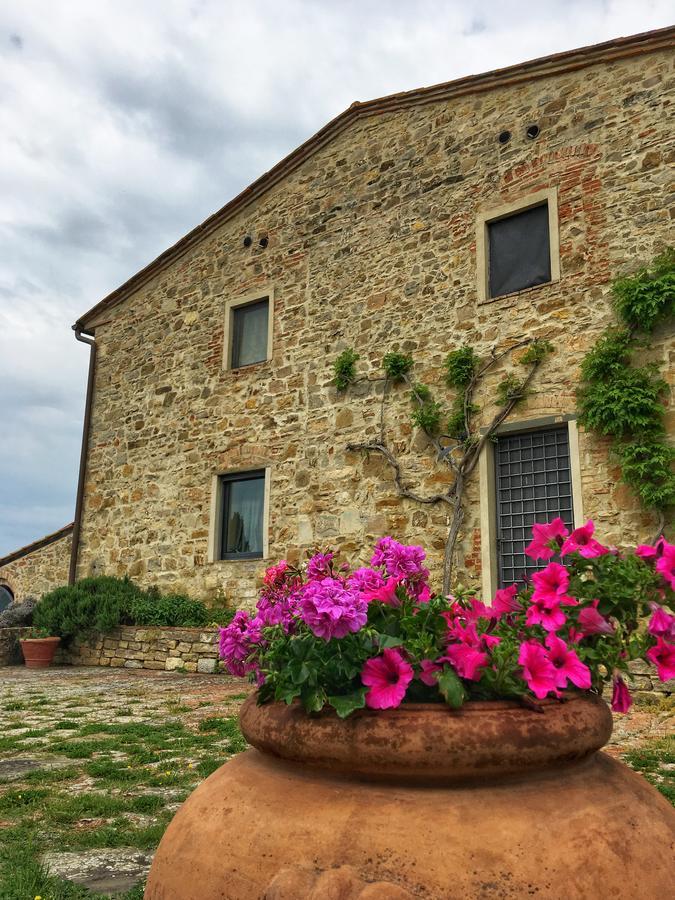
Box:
<box><xmin>526</xmin><ymin>124</ymin><xmax>540</xmax><ymax>140</ymax></box>
<box><xmin>243</xmin><ymin>235</ymin><xmax>253</xmax><ymax>247</ymax></box>
<box><xmin>259</xmin><ymin>236</ymin><xmax>269</xmax><ymax>249</ymax></box>
<box><xmin>498</xmin><ymin>130</ymin><xmax>512</xmax><ymax>145</ymax></box>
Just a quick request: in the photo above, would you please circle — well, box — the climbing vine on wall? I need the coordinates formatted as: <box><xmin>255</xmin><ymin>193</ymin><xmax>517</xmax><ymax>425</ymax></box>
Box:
<box><xmin>334</xmin><ymin>338</ymin><xmax>554</xmax><ymax>593</ymax></box>
<box><xmin>577</xmin><ymin>248</ymin><xmax>674</xmax><ymax>529</ymax></box>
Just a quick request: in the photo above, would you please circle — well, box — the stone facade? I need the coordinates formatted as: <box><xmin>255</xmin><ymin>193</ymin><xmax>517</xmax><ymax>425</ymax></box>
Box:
<box><xmin>0</xmin><ymin>525</ymin><xmax>73</xmax><ymax>603</ymax></box>
<box><xmin>0</xmin><ymin>627</ymin><xmax>32</xmax><ymax>666</ymax></box>
<box><xmin>74</xmin><ymin>35</ymin><xmax>674</xmax><ymax>608</ymax></box>
<box><xmin>59</xmin><ymin>625</ymin><xmax>221</xmax><ymax>673</ymax></box>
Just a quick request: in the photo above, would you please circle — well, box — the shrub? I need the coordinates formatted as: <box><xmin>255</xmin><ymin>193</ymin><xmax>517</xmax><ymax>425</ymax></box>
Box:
<box><xmin>332</xmin><ymin>348</ymin><xmax>359</xmax><ymax>390</ymax></box>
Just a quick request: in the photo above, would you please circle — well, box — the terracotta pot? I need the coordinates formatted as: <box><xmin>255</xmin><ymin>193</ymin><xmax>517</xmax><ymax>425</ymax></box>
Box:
<box><xmin>146</xmin><ymin>694</ymin><xmax>675</xmax><ymax>900</ymax></box>
<box><xmin>19</xmin><ymin>637</ymin><xmax>60</xmax><ymax>668</ymax></box>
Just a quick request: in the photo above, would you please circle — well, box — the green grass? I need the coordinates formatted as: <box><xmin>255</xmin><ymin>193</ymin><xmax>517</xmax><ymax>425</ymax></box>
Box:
<box><xmin>622</xmin><ymin>736</ymin><xmax>675</xmax><ymax>804</ymax></box>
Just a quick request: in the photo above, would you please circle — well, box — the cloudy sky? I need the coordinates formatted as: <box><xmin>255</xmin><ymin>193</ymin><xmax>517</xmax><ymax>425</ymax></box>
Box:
<box><xmin>0</xmin><ymin>1</ymin><xmax>672</xmax><ymax>556</ymax></box>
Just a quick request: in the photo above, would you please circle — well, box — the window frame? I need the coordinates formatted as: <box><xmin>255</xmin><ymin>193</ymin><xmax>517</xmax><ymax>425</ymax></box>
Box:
<box><xmin>478</xmin><ymin>416</ymin><xmax>583</xmax><ymax>598</ymax></box>
<box><xmin>222</xmin><ymin>288</ymin><xmax>274</xmax><ymax>371</ymax></box>
<box><xmin>207</xmin><ymin>467</ymin><xmax>271</xmax><ymax>563</ymax></box>
<box><xmin>476</xmin><ymin>188</ymin><xmax>560</xmax><ymax>304</ymax></box>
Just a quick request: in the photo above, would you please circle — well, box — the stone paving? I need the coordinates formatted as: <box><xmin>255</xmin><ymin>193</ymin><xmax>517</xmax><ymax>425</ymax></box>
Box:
<box><xmin>0</xmin><ymin>666</ymin><xmax>672</xmax><ymax>897</ymax></box>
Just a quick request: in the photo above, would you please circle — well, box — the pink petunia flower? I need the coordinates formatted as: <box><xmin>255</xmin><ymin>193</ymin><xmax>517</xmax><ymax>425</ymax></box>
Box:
<box><xmin>418</xmin><ymin>658</ymin><xmax>441</xmax><ymax>686</ymax></box>
<box><xmin>525</xmin><ymin>597</ymin><xmax>567</xmax><ymax>633</ymax></box>
<box><xmin>560</xmin><ymin>520</ymin><xmax>609</xmax><ymax>559</ymax></box>
<box><xmin>577</xmin><ymin>600</ymin><xmax>614</xmax><ymax>637</ymax></box>
<box><xmin>361</xmin><ymin>648</ymin><xmax>414</xmax><ymax>709</ymax></box>
<box><xmin>545</xmin><ymin>634</ymin><xmax>591</xmax><ymax>690</ymax></box>
<box><xmin>365</xmin><ymin>575</ymin><xmax>401</xmax><ymax>606</ymax></box>
<box><xmin>655</xmin><ymin>542</ymin><xmax>675</xmax><ymax>590</ymax></box>
<box><xmin>635</xmin><ymin>537</ymin><xmax>666</xmax><ymax>560</ymax></box>
<box><xmin>524</xmin><ymin>518</ymin><xmax>569</xmax><ymax>561</ymax></box>
<box><xmin>518</xmin><ymin>640</ymin><xmax>558</xmax><ymax>699</ymax></box>
<box><xmin>442</xmin><ymin>643</ymin><xmax>488</xmax><ymax>681</ymax></box>
<box><xmin>491</xmin><ymin>584</ymin><xmax>520</xmax><ymax>615</ymax></box>
<box><xmin>646</xmin><ymin>637</ymin><xmax>675</xmax><ymax>682</ymax></box>
<box><xmin>648</xmin><ymin>604</ymin><xmax>675</xmax><ymax>642</ymax></box>
<box><xmin>611</xmin><ymin>675</ymin><xmax>632</xmax><ymax>713</ymax></box>
<box><xmin>531</xmin><ymin>562</ymin><xmax>576</xmax><ymax>606</ymax></box>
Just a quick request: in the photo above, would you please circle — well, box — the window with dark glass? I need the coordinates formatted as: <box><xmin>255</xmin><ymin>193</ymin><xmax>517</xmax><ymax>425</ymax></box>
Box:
<box><xmin>219</xmin><ymin>471</ymin><xmax>265</xmax><ymax>559</ymax></box>
<box><xmin>495</xmin><ymin>427</ymin><xmax>574</xmax><ymax>587</ymax></box>
<box><xmin>230</xmin><ymin>298</ymin><xmax>269</xmax><ymax>368</ymax></box>
<box><xmin>0</xmin><ymin>584</ymin><xmax>14</xmax><ymax>612</ymax></box>
<box><xmin>488</xmin><ymin>204</ymin><xmax>551</xmax><ymax>298</ymax></box>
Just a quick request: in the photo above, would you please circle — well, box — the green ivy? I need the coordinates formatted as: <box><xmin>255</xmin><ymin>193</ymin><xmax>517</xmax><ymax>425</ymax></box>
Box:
<box><xmin>520</xmin><ymin>338</ymin><xmax>554</xmax><ymax>366</ymax></box>
<box><xmin>333</xmin><ymin>348</ymin><xmax>359</xmax><ymax>390</ymax></box>
<box><xmin>411</xmin><ymin>399</ymin><xmax>443</xmax><ymax>434</ymax></box>
<box><xmin>577</xmin><ymin>247</ymin><xmax>674</xmax><ymax>514</ymax></box>
<box><xmin>382</xmin><ymin>352</ymin><xmax>414</xmax><ymax>381</ymax></box>
<box><xmin>495</xmin><ymin>373</ymin><xmax>526</xmax><ymax>406</ymax></box>
<box><xmin>444</xmin><ymin>346</ymin><xmax>478</xmax><ymax>387</ymax></box>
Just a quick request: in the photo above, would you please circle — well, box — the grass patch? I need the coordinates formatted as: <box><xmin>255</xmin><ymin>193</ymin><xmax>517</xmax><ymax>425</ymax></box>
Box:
<box><xmin>623</xmin><ymin>736</ymin><xmax>675</xmax><ymax>805</ymax></box>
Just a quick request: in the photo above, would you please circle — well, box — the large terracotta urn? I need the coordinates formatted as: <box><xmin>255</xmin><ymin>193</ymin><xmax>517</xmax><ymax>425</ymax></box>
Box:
<box><xmin>146</xmin><ymin>693</ymin><xmax>675</xmax><ymax>899</ymax></box>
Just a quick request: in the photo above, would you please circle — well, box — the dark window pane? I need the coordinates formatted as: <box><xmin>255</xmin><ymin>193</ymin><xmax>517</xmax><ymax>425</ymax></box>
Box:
<box><xmin>220</xmin><ymin>472</ymin><xmax>265</xmax><ymax>559</ymax></box>
<box><xmin>495</xmin><ymin>427</ymin><xmax>574</xmax><ymax>588</ymax></box>
<box><xmin>231</xmin><ymin>299</ymin><xmax>269</xmax><ymax>368</ymax></box>
<box><xmin>0</xmin><ymin>585</ymin><xmax>13</xmax><ymax>612</ymax></box>
<box><xmin>488</xmin><ymin>204</ymin><xmax>551</xmax><ymax>298</ymax></box>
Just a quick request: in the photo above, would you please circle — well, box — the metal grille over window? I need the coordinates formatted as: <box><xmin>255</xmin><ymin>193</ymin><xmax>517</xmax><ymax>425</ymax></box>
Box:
<box><xmin>219</xmin><ymin>471</ymin><xmax>265</xmax><ymax>559</ymax></box>
<box><xmin>488</xmin><ymin>204</ymin><xmax>551</xmax><ymax>298</ymax></box>
<box><xmin>495</xmin><ymin>427</ymin><xmax>574</xmax><ymax>587</ymax></box>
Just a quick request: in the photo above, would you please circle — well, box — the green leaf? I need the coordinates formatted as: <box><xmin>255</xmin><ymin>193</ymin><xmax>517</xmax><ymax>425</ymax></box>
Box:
<box><xmin>288</xmin><ymin>660</ymin><xmax>310</xmax><ymax>685</ymax></box>
<box><xmin>301</xmin><ymin>687</ymin><xmax>327</xmax><ymax>713</ymax></box>
<box><xmin>376</xmin><ymin>634</ymin><xmax>404</xmax><ymax>649</ymax></box>
<box><xmin>437</xmin><ymin>666</ymin><xmax>467</xmax><ymax>709</ymax></box>
<box><xmin>327</xmin><ymin>687</ymin><xmax>368</xmax><ymax>719</ymax></box>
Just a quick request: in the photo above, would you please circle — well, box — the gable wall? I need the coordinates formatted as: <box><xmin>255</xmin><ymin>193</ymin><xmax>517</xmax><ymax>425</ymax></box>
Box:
<box><xmin>77</xmin><ymin>47</ymin><xmax>674</xmax><ymax>605</ymax></box>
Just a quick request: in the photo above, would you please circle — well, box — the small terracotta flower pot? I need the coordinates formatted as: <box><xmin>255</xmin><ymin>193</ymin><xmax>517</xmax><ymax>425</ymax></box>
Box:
<box><xmin>19</xmin><ymin>637</ymin><xmax>60</xmax><ymax>668</ymax></box>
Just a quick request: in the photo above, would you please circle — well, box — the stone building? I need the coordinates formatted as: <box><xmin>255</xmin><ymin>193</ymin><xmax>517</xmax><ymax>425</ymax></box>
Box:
<box><xmin>5</xmin><ymin>28</ymin><xmax>674</xmax><ymax>610</ymax></box>
<box><xmin>0</xmin><ymin>524</ymin><xmax>73</xmax><ymax>606</ymax></box>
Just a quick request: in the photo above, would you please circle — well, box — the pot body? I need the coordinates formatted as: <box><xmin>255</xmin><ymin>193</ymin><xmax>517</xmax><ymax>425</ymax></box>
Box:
<box><xmin>19</xmin><ymin>637</ymin><xmax>60</xmax><ymax>668</ymax></box>
<box><xmin>146</xmin><ymin>697</ymin><xmax>675</xmax><ymax>900</ymax></box>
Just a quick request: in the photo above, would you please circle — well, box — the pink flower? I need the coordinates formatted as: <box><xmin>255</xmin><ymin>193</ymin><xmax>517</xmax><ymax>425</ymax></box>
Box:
<box><xmin>648</xmin><ymin>605</ymin><xmax>675</xmax><ymax>641</ymax></box>
<box><xmin>371</xmin><ymin>537</ymin><xmax>428</xmax><ymax>580</ymax></box>
<box><xmin>531</xmin><ymin>562</ymin><xmax>575</xmax><ymax>606</ymax></box>
<box><xmin>300</xmin><ymin>578</ymin><xmax>368</xmax><ymax>640</ymax></box>
<box><xmin>611</xmin><ymin>676</ymin><xmax>632</xmax><ymax>713</ymax></box>
<box><xmin>263</xmin><ymin>560</ymin><xmax>290</xmax><ymax>586</ymax></box>
<box><xmin>518</xmin><ymin>641</ymin><xmax>558</xmax><ymax>699</ymax></box>
<box><xmin>365</xmin><ymin>575</ymin><xmax>401</xmax><ymax>606</ymax></box>
<box><xmin>560</xmin><ymin>521</ymin><xmax>609</xmax><ymax>559</ymax></box>
<box><xmin>348</xmin><ymin>567</ymin><xmax>386</xmax><ymax>597</ymax></box>
<box><xmin>306</xmin><ymin>551</ymin><xmax>335</xmax><ymax>580</ymax></box>
<box><xmin>545</xmin><ymin>634</ymin><xmax>591</xmax><ymax>690</ymax></box>
<box><xmin>524</xmin><ymin>518</ymin><xmax>569</xmax><ymax>561</ymax></box>
<box><xmin>526</xmin><ymin>597</ymin><xmax>567</xmax><ymax>633</ymax></box>
<box><xmin>577</xmin><ymin>600</ymin><xmax>614</xmax><ymax>637</ymax></box>
<box><xmin>442</xmin><ymin>643</ymin><xmax>488</xmax><ymax>681</ymax></box>
<box><xmin>218</xmin><ymin>611</ymin><xmax>262</xmax><ymax>677</ymax></box>
<box><xmin>411</xmin><ymin>582</ymin><xmax>432</xmax><ymax>604</ymax></box>
<box><xmin>655</xmin><ymin>542</ymin><xmax>675</xmax><ymax>590</ymax></box>
<box><xmin>418</xmin><ymin>659</ymin><xmax>441</xmax><ymax>686</ymax></box>
<box><xmin>635</xmin><ymin>537</ymin><xmax>665</xmax><ymax>560</ymax></box>
<box><xmin>361</xmin><ymin>648</ymin><xmax>414</xmax><ymax>709</ymax></box>
<box><xmin>491</xmin><ymin>584</ymin><xmax>520</xmax><ymax>615</ymax></box>
<box><xmin>646</xmin><ymin>638</ymin><xmax>675</xmax><ymax>682</ymax></box>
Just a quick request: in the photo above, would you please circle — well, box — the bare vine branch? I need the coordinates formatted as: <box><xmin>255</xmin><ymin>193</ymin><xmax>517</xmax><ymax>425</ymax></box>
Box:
<box><xmin>346</xmin><ymin>441</ymin><xmax>454</xmax><ymax>506</ymax></box>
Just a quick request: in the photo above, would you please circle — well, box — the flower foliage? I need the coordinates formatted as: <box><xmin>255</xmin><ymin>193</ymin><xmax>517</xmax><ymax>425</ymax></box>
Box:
<box><xmin>219</xmin><ymin>523</ymin><xmax>674</xmax><ymax>717</ymax></box>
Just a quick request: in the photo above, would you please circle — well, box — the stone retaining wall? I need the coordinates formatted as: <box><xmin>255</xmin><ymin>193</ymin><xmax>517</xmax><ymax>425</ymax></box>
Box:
<box><xmin>58</xmin><ymin>626</ymin><xmax>221</xmax><ymax>674</ymax></box>
<box><xmin>0</xmin><ymin>627</ymin><xmax>32</xmax><ymax>666</ymax></box>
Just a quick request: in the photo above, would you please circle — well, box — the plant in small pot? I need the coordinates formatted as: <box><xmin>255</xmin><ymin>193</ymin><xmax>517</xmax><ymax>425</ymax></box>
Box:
<box><xmin>147</xmin><ymin>523</ymin><xmax>675</xmax><ymax>900</ymax></box>
<box><xmin>19</xmin><ymin>626</ymin><xmax>61</xmax><ymax>668</ymax></box>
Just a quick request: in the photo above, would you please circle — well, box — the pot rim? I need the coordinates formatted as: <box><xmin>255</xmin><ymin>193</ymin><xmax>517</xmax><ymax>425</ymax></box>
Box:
<box><xmin>19</xmin><ymin>636</ymin><xmax>60</xmax><ymax>643</ymax></box>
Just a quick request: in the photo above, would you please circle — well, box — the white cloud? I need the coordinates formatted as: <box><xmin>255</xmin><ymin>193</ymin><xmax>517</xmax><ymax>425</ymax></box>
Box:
<box><xmin>0</xmin><ymin>0</ymin><xmax>672</xmax><ymax>553</ymax></box>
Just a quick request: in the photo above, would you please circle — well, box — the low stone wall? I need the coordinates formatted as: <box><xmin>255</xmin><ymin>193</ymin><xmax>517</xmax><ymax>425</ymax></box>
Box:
<box><xmin>58</xmin><ymin>626</ymin><xmax>221</xmax><ymax>674</ymax></box>
<box><xmin>625</xmin><ymin>659</ymin><xmax>674</xmax><ymax>698</ymax></box>
<box><xmin>0</xmin><ymin>627</ymin><xmax>32</xmax><ymax>666</ymax></box>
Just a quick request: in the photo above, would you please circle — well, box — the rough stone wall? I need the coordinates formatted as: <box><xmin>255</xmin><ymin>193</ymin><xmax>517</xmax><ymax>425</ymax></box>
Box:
<box><xmin>76</xmin><ymin>47</ymin><xmax>674</xmax><ymax>607</ymax></box>
<box><xmin>0</xmin><ymin>531</ymin><xmax>73</xmax><ymax>603</ymax></box>
<box><xmin>59</xmin><ymin>626</ymin><xmax>221</xmax><ymax>673</ymax></box>
<box><xmin>0</xmin><ymin>627</ymin><xmax>32</xmax><ymax>666</ymax></box>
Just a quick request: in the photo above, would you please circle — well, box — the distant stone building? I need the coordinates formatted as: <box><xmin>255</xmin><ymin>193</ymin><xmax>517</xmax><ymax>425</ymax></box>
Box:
<box><xmin>6</xmin><ymin>28</ymin><xmax>674</xmax><ymax>610</ymax></box>
<box><xmin>0</xmin><ymin>524</ymin><xmax>73</xmax><ymax>605</ymax></box>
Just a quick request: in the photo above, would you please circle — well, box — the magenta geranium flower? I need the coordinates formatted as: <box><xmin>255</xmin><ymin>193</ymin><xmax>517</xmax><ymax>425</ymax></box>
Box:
<box><xmin>491</xmin><ymin>584</ymin><xmax>520</xmax><ymax>615</ymax></box>
<box><xmin>545</xmin><ymin>634</ymin><xmax>591</xmax><ymax>690</ymax></box>
<box><xmin>531</xmin><ymin>562</ymin><xmax>575</xmax><ymax>606</ymax></box>
<box><xmin>518</xmin><ymin>640</ymin><xmax>558</xmax><ymax>699</ymax></box>
<box><xmin>361</xmin><ymin>648</ymin><xmax>414</xmax><ymax>709</ymax></box>
<box><xmin>218</xmin><ymin>610</ymin><xmax>262</xmax><ymax>677</ymax></box>
<box><xmin>646</xmin><ymin>637</ymin><xmax>675</xmax><ymax>682</ymax></box>
<box><xmin>611</xmin><ymin>675</ymin><xmax>632</xmax><ymax>713</ymax></box>
<box><xmin>655</xmin><ymin>542</ymin><xmax>675</xmax><ymax>590</ymax></box>
<box><xmin>348</xmin><ymin>567</ymin><xmax>386</xmax><ymax>597</ymax></box>
<box><xmin>648</xmin><ymin>604</ymin><xmax>675</xmax><ymax>641</ymax></box>
<box><xmin>300</xmin><ymin>577</ymin><xmax>367</xmax><ymax>640</ymax></box>
<box><xmin>443</xmin><ymin>643</ymin><xmax>488</xmax><ymax>681</ymax></box>
<box><xmin>577</xmin><ymin>600</ymin><xmax>614</xmax><ymax>637</ymax></box>
<box><xmin>306</xmin><ymin>551</ymin><xmax>335</xmax><ymax>580</ymax></box>
<box><xmin>371</xmin><ymin>536</ymin><xmax>428</xmax><ymax>580</ymax></box>
<box><xmin>524</xmin><ymin>518</ymin><xmax>569</xmax><ymax>561</ymax></box>
<box><xmin>560</xmin><ymin>520</ymin><xmax>609</xmax><ymax>559</ymax></box>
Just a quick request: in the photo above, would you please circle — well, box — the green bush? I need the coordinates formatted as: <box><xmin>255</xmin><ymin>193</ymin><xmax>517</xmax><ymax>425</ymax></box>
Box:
<box><xmin>34</xmin><ymin>576</ymin><xmax>233</xmax><ymax>641</ymax></box>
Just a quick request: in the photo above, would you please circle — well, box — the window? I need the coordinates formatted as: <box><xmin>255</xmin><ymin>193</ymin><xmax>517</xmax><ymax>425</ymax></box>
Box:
<box><xmin>0</xmin><ymin>584</ymin><xmax>13</xmax><ymax>612</ymax></box>
<box><xmin>218</xmin><ymin>470</ymin><xmax>265</xmax><ymax>559</ymax></box>
<box><xmin>231</xmin><ymin>298</ymin><xmax>269</xmax><ymax>368</ymax></box>
<box><xmin>476</xmin><ymin>188</ymin><xmax>560</xmax><ymax>302</ymax></box>
<box><xmin>488</xmin><ymin>204</ymin><xmax>550</xmax><ymax>298</ymax></box>
<box><xmin>494</xmin><ymin>427</ymin><xmax>574</xmax><ymax>587</ymax></box>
